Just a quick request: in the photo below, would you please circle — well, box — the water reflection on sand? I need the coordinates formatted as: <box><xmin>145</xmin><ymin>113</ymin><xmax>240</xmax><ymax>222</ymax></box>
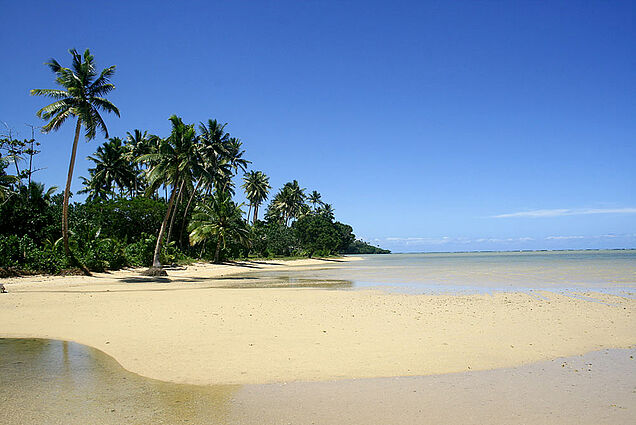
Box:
<box><xmin>0</xmin><ymin>339</ymin><xmax>239</xmax><ymax>424</ymax></box>
<box><xmin>2</xmin><ymin>338</ymin><xmax>634</xmax><ymax>425</ymax></box>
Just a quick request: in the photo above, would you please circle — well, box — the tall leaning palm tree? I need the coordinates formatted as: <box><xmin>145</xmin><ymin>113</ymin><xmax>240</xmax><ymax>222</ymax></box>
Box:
<box><xmin>139</xmin><ymin>115</ymin><xmax>199</xmax><ymax>271</ymax></box>
<box><xmin>242</xmin><ymin>170</ymin><xmax>271</xmax><ymax>224</ymax></box>
<box><xmin>31</xmin><ymin>48</ymin><xmax>119</xmax><ymax>268</ymax></box>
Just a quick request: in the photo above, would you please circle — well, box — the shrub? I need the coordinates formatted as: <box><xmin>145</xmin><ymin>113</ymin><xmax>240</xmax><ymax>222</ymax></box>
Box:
<box><xmin>71</xmin><ymin>197</ymin><xmax>167</xmax><ymax>243</ymax></box>
<box><xmin>124</xmin><ymin>233</ymin><xmax>156</xmax><ymax>267</ymax></box>
<box><xmin>78</xmin><ymin>238</ymin><xmax>127</xmax><ymax>272</ymax></box>
<box><xmin>0</xmin><ymin>235</ymin><xmax>21</xmax><ymax>268</ymax></box>
<box><xmin>0</xmin><ymin>234</ymin><xmax>66</xmax><ymax>273</ymax></box>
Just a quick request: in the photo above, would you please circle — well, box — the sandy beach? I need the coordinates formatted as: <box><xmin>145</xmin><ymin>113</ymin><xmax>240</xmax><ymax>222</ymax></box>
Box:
<box><xmin>1</xmin><ymin>257</ymin><xmax>634</xmax><ymax>386</ymax></box>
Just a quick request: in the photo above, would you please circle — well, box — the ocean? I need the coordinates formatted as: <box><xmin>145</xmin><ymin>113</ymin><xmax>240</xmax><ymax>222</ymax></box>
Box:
<box><xmin>238</xmin><ymin>250</ymin><xmax>636</xmax><ymax>295</ymax></box>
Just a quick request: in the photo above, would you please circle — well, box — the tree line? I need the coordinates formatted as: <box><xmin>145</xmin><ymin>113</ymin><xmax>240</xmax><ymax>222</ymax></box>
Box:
<box><xmin>0</xmin><ymin>49</ymin><xmax>389</xmax><ymax>277</ymax></box>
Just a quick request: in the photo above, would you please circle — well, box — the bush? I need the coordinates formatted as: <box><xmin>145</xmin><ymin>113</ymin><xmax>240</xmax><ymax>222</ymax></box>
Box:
<box><xmin>0</xmin><ymin>234</ymin><xmax>66</xmax><ymax>273</ymax></box>
<box><xmin>78</xmin><ymin>238</ymin><xmax>127</xmax><ymax>272</ymax></box>
<box><xmin>259</xmin><ymin>222</ymin><xmax>300</xmax><ymax>257</ymax></box>
<box><xmin>21</xmin><ymin>236</ymin><xmax>67</xmax><ymax>272</ymax></box>
<box><xmin>0</xmin><ymin>235</ymin><xmax>21</xmax><ymax>268</ymax></box>
<box><xmin>70</xmin><ymin>197</ymin><xmax>167</xmax><ymax>243</ymax></box>
<box><xmin>0</xmin><ymin>183</ymin><xmax>59</xmax><ymax>244</ymax></box>
<box><xmin>160</xmin><ymin>241</ymin><xmax>189</xmax><ymax>265</ymax></box>
<box><xmin>293</xmin><ymin>215</ymin><xmax>353</xmax><ymax>256</ymax></box>
<box><xmin>124</xmin><ymin>233</ymin><xmax>156</xmax><ymax>267</ymax></box>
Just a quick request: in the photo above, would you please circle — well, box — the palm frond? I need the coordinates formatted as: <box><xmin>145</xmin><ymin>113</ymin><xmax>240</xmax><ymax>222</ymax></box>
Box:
<box><xmin>30</xmin><ymin>88</ymin><xmax>70</xmax><ymax>99</ymax></box>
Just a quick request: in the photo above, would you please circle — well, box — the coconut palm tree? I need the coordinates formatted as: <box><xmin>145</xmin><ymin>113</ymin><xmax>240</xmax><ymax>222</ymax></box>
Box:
<box><xmin>319</xmin><ymin>203</ymin><xmax>335</xmax><ymax>221</ymax></box>
<box><xmin>85</xmin><ymin>137</ymin><xmax>136</xmax><ymax>197</ymax></box>
<box><xmin>242</xmin><ymin>170</ymin><xmax>271</xmax><ymax>224</ymax></box>
<box><xmin>308</xmin><ymin>190</ymin><xmax>323</xmax><ymax>211</ymax></box>
<box><xmin>175</xmin><ymin>119</ymin><xmax>230</xmax><ymax>243</ymax></box>
<box><xmin>225</xmin><ymin>138</ymin><xmax>250</xmax><ymax>176</ymax></box>
<box><xmin>139</xmin><ymin>115</ymin><xmax>198</xmax><ymax>271</ymax></box>
<box><xmin>125</xmin><ymin>129</ymin><xmax>152</xmax><ymax>196</ymax></box>
<box><xmin>274</xmin><ymin>180</ymin><xmax>306</xmax><ymax>226</ymax></box>
<box><xmin>188</xmin><ymin>190</ymin><xmax>250</xmax><ymax>263</ymax></box>
<box><xmin>78</xmin><ymin>174</ymin><xmax>110</xmax><ymax>201</ymax></box>
<box><xmin>30</xmin><ymin>48</ymin><xmax>119</xmax><ymax>268</ymax></box>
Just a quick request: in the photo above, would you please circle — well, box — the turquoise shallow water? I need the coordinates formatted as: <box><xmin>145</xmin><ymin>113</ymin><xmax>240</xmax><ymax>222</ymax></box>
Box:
<box><xmin>235</xmin><ymin>250</ymin><xmax>636</xmax><ymax>296</ymax></box>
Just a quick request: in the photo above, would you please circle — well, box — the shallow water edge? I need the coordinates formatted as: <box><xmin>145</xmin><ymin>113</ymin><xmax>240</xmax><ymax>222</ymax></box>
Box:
<box><xmin>1</xmin><ymin>338</ymin><xmax>634</xmax><ymax>425</ymax></box>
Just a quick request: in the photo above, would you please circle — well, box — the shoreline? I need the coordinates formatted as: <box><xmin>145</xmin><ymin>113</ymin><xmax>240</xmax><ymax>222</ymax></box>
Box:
<box><xmin>1</xmin><ymin>256</ymin><xmax>362</xmax><ymax>288</ymax></box>
<box><xmin>1</xmin><ymin>256</ymin><xmax>635</xmax><ymax>385</ymax></box>
<box><xmin>3</xmin><ymin>338</ymin><xmax>633</xmax><ymax>424</ymax></box>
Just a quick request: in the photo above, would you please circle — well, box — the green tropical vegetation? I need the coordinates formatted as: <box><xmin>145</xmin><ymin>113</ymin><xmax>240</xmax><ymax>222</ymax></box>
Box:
<box><xmin>0</xmin><ymin>48</ymin><xmax>389</xmax><ymax>277</ymax></box>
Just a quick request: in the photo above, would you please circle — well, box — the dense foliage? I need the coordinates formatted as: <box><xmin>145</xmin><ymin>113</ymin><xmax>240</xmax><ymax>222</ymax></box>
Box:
<box><xmin>0</xmin><ymin>48</ymin><xmax>389</xmax><ymax>275</ymax></box>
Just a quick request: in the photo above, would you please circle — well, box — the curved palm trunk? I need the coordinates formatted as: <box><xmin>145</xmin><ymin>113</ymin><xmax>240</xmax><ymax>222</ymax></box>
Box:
<box><xmin>152</xmin><ymin>180</ymin><xmax>179</xmax><ymax>267</ymax></box>
<box><xmin>166</xmin><ymin>179</ymin><xmax>186</xmax><ymax>244</ymax></box>
<box><xmin>178</xmin><ymin>179</ymin><xmax>202</xmax><ymax>243</ymax></box>
<box><xmin>62</xmin><ymin>118</ymin><xmax>90</xmax><ymax>275</ymax></box>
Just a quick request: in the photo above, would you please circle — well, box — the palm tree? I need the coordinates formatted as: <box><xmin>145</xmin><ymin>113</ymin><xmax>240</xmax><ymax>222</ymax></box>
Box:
<box><xmin>85</xmin><ymin>137</ymin><xmax>136</xmax><ymax>197</ymax></box>
<box><xmin>225</xmin><ymin>138</ymin><xmax>250</xmax><ymax>176</ymax></box>
<box><xmin>78</xmin><ymin>173</ymin><xmax>111</xmax><ymax>201</ymax></box>
<box><xmin>319</xmin><ymin>203</ymin><xmax>335</xmax><ymax>221</ymax></box>
<box><xmin>139</xmin><ymin>115</ymin><xmax>198</xmax><ymax>271</ymax></box>
<box><xmin>20</xmin><ymin>181</ymin><xmax>57</xmax><ymax>204</ymax></box>
<box><xmin>188</xmin><ymin>190</ymin><xmax>250</xmax><ymax>263</ymax></box>
<box><xmin>31</xmin><ymin>48</ymin><xmax>119</xmax><ymax>268</ymax></box>
<box><xmin>125</xmin><ymin>129</ymin><xmax>152</xmax><ymax>196</ymax></box>
<box><xmin>274</xmin><ymin>180</ymin><xmax>306</xmax><ymax>226</ymax></box>
<box><xmin>242</xmin><ymin>170</ymin><xmax>271</xmax><ymax>224</ymax></box>
<box><xmin>308</xmin><ymin>190</ymin><xmax>323</xmax><ymax>211</ymax></box>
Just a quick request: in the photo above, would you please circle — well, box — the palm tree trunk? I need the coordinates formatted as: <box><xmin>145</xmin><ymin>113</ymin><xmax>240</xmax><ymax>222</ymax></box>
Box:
<box><xmin>253</xmin><ymin>203</ymin><xmax>259</xmax><ymax>225</ymax></box>
<box><xmin>247</xmin><ymin>203</ymin><xmax>252</xmax><ymax>225</ymax></box>
<box><xmin>179</xmin><ymin>179</ymin><xmax>202</xmax><ymax>243</ymax></box>
<box><xmin>152</xmin><ymin>180</ymin><xmax>179</xmax><ymax>267</ymax></box>
<box><xmin>166</xmin><ymin>179</ymin><xmax>186</xmax><ymax>244</ymax></box>
<box><xmin>61</xmin><ymin>118</ymin><xmax>90</xmax><ymax>275</ymax></box>
<box><xmin>214</xmin><ymin>237</ymin><xmax>222</xmax><ymax>263</ymax></box>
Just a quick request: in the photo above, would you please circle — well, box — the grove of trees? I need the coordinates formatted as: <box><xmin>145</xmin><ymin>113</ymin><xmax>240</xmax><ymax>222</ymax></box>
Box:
<box><xmin>0</xmin><ymin>49</ymin><xmax>389</xmax><ymax>277</ymax></box>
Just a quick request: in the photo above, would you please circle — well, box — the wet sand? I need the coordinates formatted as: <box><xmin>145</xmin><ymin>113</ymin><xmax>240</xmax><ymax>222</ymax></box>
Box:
<box><xmin>1</xmin><ymin>258</ymin><xmax>634</xmax><ymax>385</ymax></box>
<box><xmin>1</xmin><ymin>339</ymin><xmax>634</xmax><ymax>425</ymax></box>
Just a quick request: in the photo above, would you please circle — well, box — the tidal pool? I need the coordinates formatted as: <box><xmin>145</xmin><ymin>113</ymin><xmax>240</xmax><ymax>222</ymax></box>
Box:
<box><xmin>0</xmin><ymin>338</ymin><xmax>239</xmax><ymax>424</ymax></box>
<box><xmin>1</xmin><ymin>338</ymin><xmax>634</xmax><ymax>424</ymax></box>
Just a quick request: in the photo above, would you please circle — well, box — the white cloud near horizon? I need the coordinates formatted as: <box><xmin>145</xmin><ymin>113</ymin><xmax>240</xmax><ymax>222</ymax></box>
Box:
<box><xmin>374</xmin><ymin>234</ymin><xmax>636</xmax><ymax>246</ymax></box>
<box><xmin>491</xmin><ymin>208</ymin><xmax>636</xmax><ymax>218</ymax></box>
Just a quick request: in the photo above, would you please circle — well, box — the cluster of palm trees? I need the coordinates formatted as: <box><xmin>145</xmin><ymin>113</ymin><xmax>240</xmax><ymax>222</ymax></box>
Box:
<box><xmin>242</xmin><ymin>171</ymin><xmax>271</xmax><ymax>225</ymax></box>
<box><xmin>265</xmin><ymin>183</ymin><xmax>334</xmax><ymax>226</ymax></box>
<box><xmin>136</xmin><ymin>115</ymin><xmax>252</xmax><ymax>268</ymax></box>
<box><xmin>28</xmin><ymin>48</ymin><xmax>349</xmax><ymax>271</ymax></box>
<box><xmin>80</xmin><ymin>136</ymin><xmax>144</xmax><ymax>200</ymax></box>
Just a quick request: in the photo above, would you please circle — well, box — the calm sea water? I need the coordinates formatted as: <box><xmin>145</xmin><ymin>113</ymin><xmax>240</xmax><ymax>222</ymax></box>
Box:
<box><xmin>236</xmin><ymin>250</ymin><xmax>636</xmax><ymax>295</ymax></box>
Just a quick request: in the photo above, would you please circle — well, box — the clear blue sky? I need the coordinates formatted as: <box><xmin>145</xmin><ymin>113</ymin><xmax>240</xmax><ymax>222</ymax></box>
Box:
<box><xmin>1</xmin><ymin>0</ymin><xmax>634</xmax><ymax>252</ymax></box>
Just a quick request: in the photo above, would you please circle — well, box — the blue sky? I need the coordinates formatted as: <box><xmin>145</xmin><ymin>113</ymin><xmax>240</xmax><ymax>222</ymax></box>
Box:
<box><xmin>1</xmin><ymin>0</ymin><xmax>634</xmax><ymax>252</ymax></box>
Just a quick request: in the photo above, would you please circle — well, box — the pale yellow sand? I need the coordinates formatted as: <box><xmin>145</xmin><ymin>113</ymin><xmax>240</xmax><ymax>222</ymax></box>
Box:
<box><xmin>1</xmin><ymin>258</ymin><xmax>634</xmax><ymax>385</ymax></box>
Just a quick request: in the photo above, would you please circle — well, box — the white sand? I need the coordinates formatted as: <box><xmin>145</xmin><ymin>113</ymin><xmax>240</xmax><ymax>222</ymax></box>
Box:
<box><xmin>1</xmin><ymin>258</ymin><xmax>634</xmax><ymax>385</ymax></box>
